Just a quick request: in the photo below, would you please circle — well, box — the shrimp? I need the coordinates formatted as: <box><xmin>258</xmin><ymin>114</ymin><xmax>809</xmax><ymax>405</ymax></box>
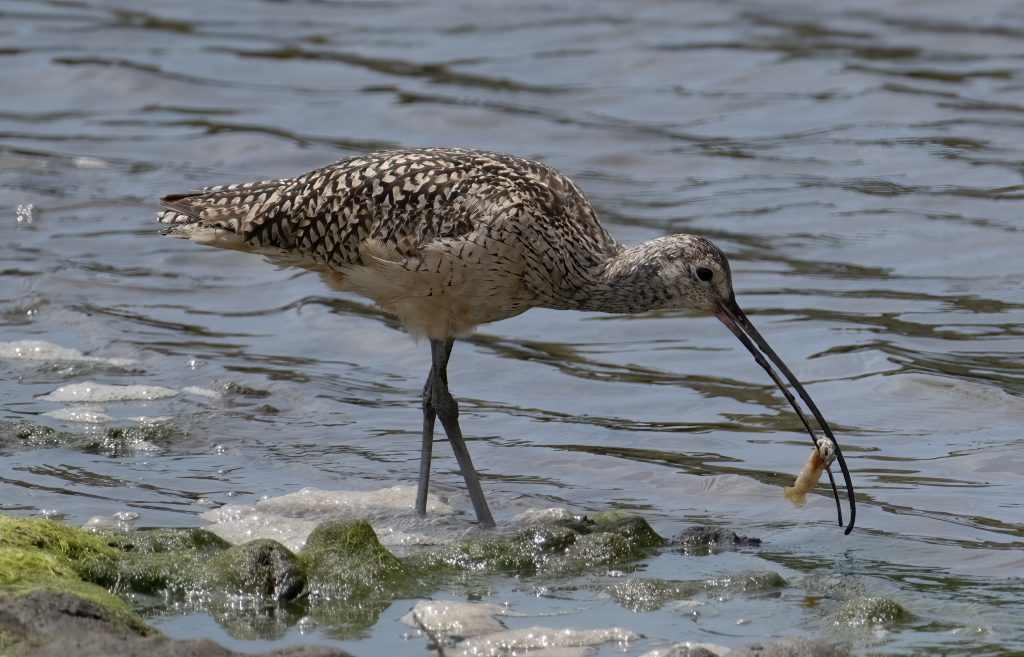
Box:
<box><xmin>784</xmin><ymin>437</ymin><xmax>836</xmax><ymax>506</ymax></box>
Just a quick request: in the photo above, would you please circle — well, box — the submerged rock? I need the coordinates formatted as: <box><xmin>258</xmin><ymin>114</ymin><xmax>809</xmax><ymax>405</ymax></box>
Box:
<box><xmin>672</xmin><ymin>526</ymin><xmax>762</xmax><ymax>556</ymax></box>
<box><xmin>0</xmin><ymin>589</ymin><xmax>353</xmax><ymax>657</ymax></box>
<box><xmin>832</xmin><ymin>596</ymin><xmax>911</xmax><ymax>629</ymax></box>
<box><xmin>608</xmin><ymin>577</ymin><xmax>700</xmax><ymax>613</ymax></box>
<box><xmin>643</xmin><ymin>637</ymin><xmax>851</xmax><ymax>657</ymax></box>
<box><xmin>728</xmin><ymin>636</ymin><xmax>851</xmax><ymax>656</ymax></box>
<box><xmin>412</xmin><ymin>513</ymin><xmax>666</xmax><ymax>577</ymax></box>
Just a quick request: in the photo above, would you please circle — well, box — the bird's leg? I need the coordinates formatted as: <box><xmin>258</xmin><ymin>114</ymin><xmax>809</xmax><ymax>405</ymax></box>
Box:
<box><xmin>423</xmin><ymin>338</ymin><xmax>496</xmax><ymax>528</ymax></box>
<box><xmin>415</xmin><ymin>360</ymin><xmax>437</xmax><ymax>518</ymax></box>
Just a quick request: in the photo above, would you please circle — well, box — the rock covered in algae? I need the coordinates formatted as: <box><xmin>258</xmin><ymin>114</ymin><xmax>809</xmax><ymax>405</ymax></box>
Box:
<box><xmin>411</xmin><ymin>513</ymin><xmax>666</xmax><ymax>577</ymax></box>
<box><xmin>832</xmin><ymin>596</ymin><xmax>911</xmax><ymax>629</ymax></box>
<box><xmin>208</xmin><ymin>538</ymin><xmax>307</xmax><ymax>601</ymax></box>
<box><xmin>301</xmin><ymin>519</ymin><xmax>410</xmax><ymax>599</ymax></box>
<box><xmin>609</xmin><ymin>577</ymin><xmax>700</xmax><ymax>613</ymax></box>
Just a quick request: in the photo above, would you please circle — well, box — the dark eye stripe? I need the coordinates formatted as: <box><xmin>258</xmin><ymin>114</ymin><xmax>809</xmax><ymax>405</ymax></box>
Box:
<box><xmin>696</xmin><ymin>266</ymin><xmax>714</xmax><ymax>282</ymax></box>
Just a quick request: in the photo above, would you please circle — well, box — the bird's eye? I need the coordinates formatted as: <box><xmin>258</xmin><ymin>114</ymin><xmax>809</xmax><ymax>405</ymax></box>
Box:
<box><xmin>695</xmin><ymin>266</ymin><xmax>714</xmax><ymax>282</ymax></box>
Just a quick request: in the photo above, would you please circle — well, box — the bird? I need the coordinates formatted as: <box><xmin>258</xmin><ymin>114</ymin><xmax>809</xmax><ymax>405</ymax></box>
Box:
<box><xmin>157</xmin><ymin>147</ymin><xmax>856</xmax><ymax>533</ymax></box>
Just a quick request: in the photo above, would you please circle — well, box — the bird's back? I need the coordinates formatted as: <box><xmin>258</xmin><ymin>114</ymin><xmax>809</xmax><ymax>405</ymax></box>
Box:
<box><xmin>158</xmin><ymin>147</ymin><xmax>622</xmax><ymax>338</ymax></box>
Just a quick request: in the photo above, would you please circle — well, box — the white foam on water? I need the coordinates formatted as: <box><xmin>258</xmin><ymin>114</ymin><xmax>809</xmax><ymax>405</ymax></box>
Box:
<box><xmin>199</xmin><ymin>486</ymin><xmax>458</xmax><ymax>551</ymax></box>
<box><xmin>0</xmin><ymin>339</ymin><xmax>136</xmax><ymax>367</ymax></box>
<box><xmin>40</xmin><ymin>381</ymin><xmax>179</xmax><ymax>402</ymax></box>
<box><xmin>512</xmin><ymin>507</ymin><xmax>576</xmax><ymax>524</ymax></box>
<box><xmin>640</xmin><ymin>641</ymin><xmax>730</xmax><ymax>657</ymax></box>
<box><xmin>452</xmin><ymin>626</ymin><xmax>638</xmax><ymax>657</ymax></box>
<box><xmin>401</xmin><ymin>600</ymin><xmax>516</xmax><ymax>637</ymax></box>
<box><xmin>44</xmin><ymin>406</ymin><xmax>114</xmax><ymax>423</ymax></box>
<box><xmin>181</xmin><ymin>386</ymin><xmax>220</xmax><ymax>398</ymax></box>
<box><xmin>83</xmin><ymin>511</ymin><xmax>140</xmax><ymax>533</ymax></box>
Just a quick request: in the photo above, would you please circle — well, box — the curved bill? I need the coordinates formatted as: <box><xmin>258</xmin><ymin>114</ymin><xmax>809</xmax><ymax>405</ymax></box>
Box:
<box><xmin>714</xmin><ymin>296</ymin><xmax>856</xmax><ymax>534</ymax></box>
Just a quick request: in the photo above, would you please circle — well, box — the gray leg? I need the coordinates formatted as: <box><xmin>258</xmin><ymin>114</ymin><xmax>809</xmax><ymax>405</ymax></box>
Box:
<box><xmin>417</xmin><ymin>338</ymin><xmax>495</xmax><ymax>528</ymax></box>
<box><xmin>415</xmin><ymin>361</ymin><xmax>437</xmax><ymax>518</ymax></box>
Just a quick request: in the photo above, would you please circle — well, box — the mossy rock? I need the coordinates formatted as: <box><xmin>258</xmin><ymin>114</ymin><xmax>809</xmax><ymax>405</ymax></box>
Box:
<box><xmin>411</xmin><ymin>513</ymin><xmax>665</xmax><ymax>578</ymax></box>
<box><xmin>590</xmin><ymin>513</ymin><xmax>666</xmax><ymax>549</ymax></box>
<box><xmin>703</xmin><ymin>570</ymin><xmax>787</xmax><ymax>594</ymax></box>
<box><xmin>0</xmin><ymin>515</ymin><xmax>121</xmax><ymax>585</ymax></box>
<box><xmin>208</xmin><ymin>539</ymin><xmax>306</xmax><ymax>601</ymax></box>
<box><xmin>833</xmin><ymin>596</ymin><xmax>911</xmax><ymax>629</ymax></box>
<box><xmin>608</xmin><ymin>577</ymin><xmax>700</xmax><ymax>613</ymax></box>
<box><xmin>115</xmin><ymin>527</ymin><xmax>231</xmax><ymax>554</ymax></box>
<box><xmin>302</xmin><ymin>520</ymin><xmax>409</xmax><ymax>600</ymax></box>
<box><xmin>0</xmin><ymin>544</ymin><xmax>151</xmax><ymax>636</ymax></box>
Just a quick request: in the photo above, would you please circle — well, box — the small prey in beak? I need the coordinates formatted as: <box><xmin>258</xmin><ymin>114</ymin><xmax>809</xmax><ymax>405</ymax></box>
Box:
<box><xmin>714</xmin><ymin>297</ymin><xmax>856</xmax><ymax>534</ymax></box>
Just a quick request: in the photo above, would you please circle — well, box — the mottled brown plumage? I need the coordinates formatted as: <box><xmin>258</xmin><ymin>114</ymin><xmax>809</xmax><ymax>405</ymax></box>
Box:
<box><xmin>158</xmin><ymin>147</ymin><xmax>855</xmax><ymax>532</ymax></box>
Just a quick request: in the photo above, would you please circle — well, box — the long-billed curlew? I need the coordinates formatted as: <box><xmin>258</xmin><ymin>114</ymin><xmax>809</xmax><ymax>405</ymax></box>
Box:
<box><xmin>157</xmin><ymin>147</ymin><xmax>855</xmax><ymax>533</ymax></box>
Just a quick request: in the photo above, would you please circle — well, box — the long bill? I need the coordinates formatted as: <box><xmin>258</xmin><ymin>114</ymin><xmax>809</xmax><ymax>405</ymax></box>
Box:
<box><xmin>714</xmin><ymin>296</ymin><xmax>856</xmax><ymax>535</ymax></box>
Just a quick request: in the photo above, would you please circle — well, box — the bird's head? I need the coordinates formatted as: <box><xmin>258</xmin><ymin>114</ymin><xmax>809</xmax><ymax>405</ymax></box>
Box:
<box><xmin>650</xmin><ymin>234</ymin><xmax>735</xmax><ymax>313</ymax></box>
<box><xmin>649</xmin><ymin>233</ymin><xmax>857</xmax><ymax>533</ymax></box>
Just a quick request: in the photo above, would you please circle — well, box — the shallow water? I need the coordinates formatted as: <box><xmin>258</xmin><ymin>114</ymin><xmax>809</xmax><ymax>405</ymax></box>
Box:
<box><xmin>2</xmin><ymin>0</ymin><xmax>1023</xmax><ymax>654</ymax></box>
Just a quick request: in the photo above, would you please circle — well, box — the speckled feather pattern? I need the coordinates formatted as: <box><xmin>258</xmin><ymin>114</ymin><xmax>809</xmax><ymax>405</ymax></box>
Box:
<box><xmin>158</xmin><ymin>147</ymin><xmax>732</xmax><ymax>339</ymax></box>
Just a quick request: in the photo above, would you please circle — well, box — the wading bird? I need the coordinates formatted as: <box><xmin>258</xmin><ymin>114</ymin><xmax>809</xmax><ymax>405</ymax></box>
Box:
<box><xmin>158</xmin><ymin>147</ymin><xmax>855</xmax><ymax>533</ymax></box>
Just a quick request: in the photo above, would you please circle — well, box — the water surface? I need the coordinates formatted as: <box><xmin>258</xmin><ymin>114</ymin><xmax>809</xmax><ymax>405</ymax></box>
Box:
<box><xmin>2</xmin><ymin>0</ymin><xmax>1023</xmax><ymax>655</ymax></box>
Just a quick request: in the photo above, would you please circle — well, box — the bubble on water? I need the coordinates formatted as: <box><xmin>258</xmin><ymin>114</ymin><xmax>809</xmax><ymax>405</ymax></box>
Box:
<box><xmin>40</xmin><ymin>381</ymin><xmax>179</xmax><ymax>402</ymax></box>
<box><xmin>16</xmin><ymin>203</ymin><xmax>34</xmax><ymax>224</ymax></box>
<box><xmin>83</xmin><ymin>511</ymin><xmax>140</xmax><ymax>532</ymax></box>
<box><xmin>72</xmin><ymin>156</ymin><xmax>107</xmax><ymax>169</ymax></box>
<box><xmin>199</xmin><ymin>485</ymin><xmax>458</xmax><ymax>550</ymax></box>
<box><xmin>0</xmin><ymin>339</ymin><xmax>137</xmax><ymax>367</ymax></box>
<box><xmin>181</xmin><ymin>386</ymin><xmax>219</xmax><ymax>398</ymax></box>
<box><xmin>44</xmin><ymin>406</ymin><xmax>114</xmax><ymax>423</ymax></box>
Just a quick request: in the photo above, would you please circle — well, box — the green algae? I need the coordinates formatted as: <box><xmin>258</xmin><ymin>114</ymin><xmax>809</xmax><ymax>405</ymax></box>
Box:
<box><xmin>0</xmin><ymin>511</ymin><xmax>675</xmax><ymax>641</ymax></box>
<box><xmin>0</xmin><ymin>515</ymin><xmax>120</xmax><ymax>584</ymax></box>
<box><xmin>0</xmin><ymin>542</ymin><xmax>151</xmax><ymax>636</ymax></box>
<box><xmin>303</xmin><ymin>520</ymin><xmax>410</xmax><ymax>599</ymax></box>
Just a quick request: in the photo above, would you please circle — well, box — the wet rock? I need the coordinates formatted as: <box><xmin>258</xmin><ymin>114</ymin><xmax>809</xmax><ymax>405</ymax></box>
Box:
<box><xmin>591</xmin><ymin>512</ymin><xmax>666</xmax><ymax>549</ymax></box>
<box><xmin>702</xmin><ymin>570</ymin><xmax>787</xmax><ymax>594</ymax></box>
<box><xmin>832</xmin><ymin>596</ymin><xmax>911</xmax><ymax>629</ymax></box>
<box><xmin>672</xmin><ymin>526</ymin><xmax>761</xmax><ymax>556</ymax></box>
<box><xmin>116</xmin><ymin>527</ymin><xmax>232</xmax><ymax>554</ymax></box>
<box><xmin>0</xmin><ymin>419</ymin><xmax>179</xmax><ymax>457</ymax></box>
<box><xmin>412</xmin><ymin>512</ymin><xmax>665</xmax><ymax>577</ymax></box>
<box><xmin>0</xmin><ymin>514</ymin><xmax>121</xmax><ymax>584</ymax></box>
<box><xmin>642</xmin><ymin>644</ymin><xmax>721</xmax><ymax>657</ymax></box>
<box><xmin>642</xmin><ymin>637</ymin><xmax>849</xmax><ymax>657</ymax></box>
<box><xmin>608</xmin><ymin>577</ymin><xmax>700</xmax><ymax>613</ymax></box>
<box><xmin>208</xmin><ymin>538</ymin><xmax>306</xmax><ymax>601</ymax></box>
<box><xmin>302</xmin><ymin>520</ymin><xmax>409</xmax><ymax>599</ymax></box>
<box><xmin>0</xmin><ymin>589</ymin><xmax>353</xmax><ymax>657</ymax></box>
<box><xmin>728</xmin><ymin>636</ymin><xmax>851</xmax><ymax>656</ymax></box>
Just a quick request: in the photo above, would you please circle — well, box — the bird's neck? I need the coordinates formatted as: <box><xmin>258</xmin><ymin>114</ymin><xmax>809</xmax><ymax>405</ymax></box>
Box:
<box><xmin>573</xmin><ymin>241</ymin><xmax>670</xmax><ymax>314</ymax></box>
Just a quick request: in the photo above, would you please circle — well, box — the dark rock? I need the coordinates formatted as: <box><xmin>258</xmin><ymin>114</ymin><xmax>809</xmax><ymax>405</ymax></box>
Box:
<box><xmin>208</xmin><ymin>538</ymin><xmax>307</xmax><ymax>601</ymax></box>
<box><xmin>0</xmin><ymin>589</ymin><xmax>353</xmax><ymax>657</ymax></box>
<box><xmin>672</xmin><ymin>525</ymin><xmax>761</xmax><ymax>555</ymax></box>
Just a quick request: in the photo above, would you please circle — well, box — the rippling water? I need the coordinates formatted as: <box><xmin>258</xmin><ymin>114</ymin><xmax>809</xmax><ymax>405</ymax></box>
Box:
<box><xmin>2</xmin><ymin>0</ymin><xmax>1023</xmax><ymax>654</ymax></box>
